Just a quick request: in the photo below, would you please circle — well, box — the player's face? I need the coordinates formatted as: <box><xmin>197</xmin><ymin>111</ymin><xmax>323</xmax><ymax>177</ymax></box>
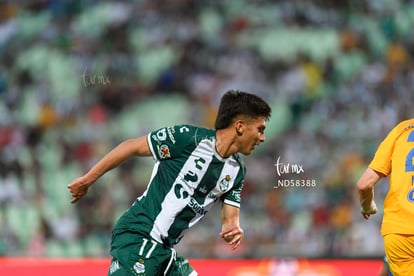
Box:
<box><xmin>238</xmin><ymin>116</ymin><xmax>266</xmax><ymax>155</ymax></box>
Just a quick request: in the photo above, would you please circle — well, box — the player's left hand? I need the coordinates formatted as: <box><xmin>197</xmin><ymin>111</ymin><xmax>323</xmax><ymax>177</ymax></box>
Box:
<box><xmin>220</xmin><ymin>226</ymin><xmax>244</xmax><ymax>250</ymax></box>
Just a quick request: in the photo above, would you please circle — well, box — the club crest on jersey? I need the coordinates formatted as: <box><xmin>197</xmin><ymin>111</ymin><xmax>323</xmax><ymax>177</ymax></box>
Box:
<box><xmin>133</xmin><ymin>259</ymin><xmax>145</xmax><ymax>274</ymax></box>
<box><xmin>158</xmin><ymin>144</ymin><xmax>171</xmax><ymax>159</ymax></box>
<box><xmin>219</xmin><ymin>175</ymin><xmax>231</xmax><ymax>192</ymax></box>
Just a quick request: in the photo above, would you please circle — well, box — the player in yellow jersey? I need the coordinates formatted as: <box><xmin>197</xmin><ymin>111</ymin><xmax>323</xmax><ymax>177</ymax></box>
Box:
<box><xmin>357</xmin><ymin>118</ymin><xmax>414</xmax><ymax>276</ymax></box>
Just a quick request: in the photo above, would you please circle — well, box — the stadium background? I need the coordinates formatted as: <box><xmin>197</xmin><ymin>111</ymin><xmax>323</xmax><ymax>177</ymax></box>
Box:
<box><xmin>1</xmin><ymin>0</ymin><xmax>414</xmax><ymax>274</ymax></box>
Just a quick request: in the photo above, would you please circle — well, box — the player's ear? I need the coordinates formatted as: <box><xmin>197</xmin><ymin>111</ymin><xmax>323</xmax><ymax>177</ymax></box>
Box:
<box><xmin>234</xmin><ymin>120</ymin><xmax>245</xmax><ymax>136</ymax></box>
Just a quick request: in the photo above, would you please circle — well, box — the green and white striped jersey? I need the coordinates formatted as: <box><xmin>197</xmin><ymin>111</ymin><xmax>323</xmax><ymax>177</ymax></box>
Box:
<box><xmin>113</xmin><ymin>125</ymin><xmax>246</xmax><ymax>247</ymax></box>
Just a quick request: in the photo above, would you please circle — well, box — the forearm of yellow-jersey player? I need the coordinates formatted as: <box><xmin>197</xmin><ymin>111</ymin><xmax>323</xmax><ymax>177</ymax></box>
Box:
<box><xmin>86</xmin><ymin>136</ymin><xmax>151</xmax><ymax>182</ymax></box>
<box><xmin>357</xmin><ymin>167</ymin><xmax>383</xmax><ymax>210</ymax></box>
<box><xmin>220</xmin><ymin>204</ymin><xmax>244</xmax><ymax>248</ymax></box>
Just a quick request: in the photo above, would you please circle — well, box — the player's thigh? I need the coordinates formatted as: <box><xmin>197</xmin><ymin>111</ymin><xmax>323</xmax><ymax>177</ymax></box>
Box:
<box><xmin>384</xmin><ymin>234</ymin><xmax>414</xmax><ymax>276</ymax></box>
<box><xmin>108</xmin><ymin>253</ymin><xmax>171</xmax><ymax>275</ymax></box>
<box><xmin>108</xmin><ymin>258</ymin><xmax>129</xmax><ymax>276</ymax></box>
<box><xmin>108</xmin><ymin>257</ymin><xmax>169</xmax><ymax>276</ymax></box>
<box><xmin>166</xmin><ymin>256</ymin><xmax>198</xmax><ymax>276</ymax></box>
<box><xmin>110</xmin><ymin>234</ymin><xmax>172</xmax><ymax>275</ymax></box>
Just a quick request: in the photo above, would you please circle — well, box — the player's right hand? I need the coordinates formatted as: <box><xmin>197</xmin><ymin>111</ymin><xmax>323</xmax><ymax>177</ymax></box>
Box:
<box><xmin>220</xmin><ymin>226</ymin><xmax>244</xmax><ymax>250</ymax></box>
<box><xmin>68</xmin><ymin>176</ymin><xmax>91</xmax><ymax>204</ymax></box>
<box><xmin>360</xmin><ymin>201</ymin><xmax>377</xmax><ymax>220</ymax></box>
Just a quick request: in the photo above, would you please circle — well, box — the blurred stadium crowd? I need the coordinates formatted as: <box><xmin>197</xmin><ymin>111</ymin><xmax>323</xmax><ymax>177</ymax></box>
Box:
<box><xmin>1</xmin><ymin>0</ymin><xmax>414</xmax><ymax>259</ymax></box>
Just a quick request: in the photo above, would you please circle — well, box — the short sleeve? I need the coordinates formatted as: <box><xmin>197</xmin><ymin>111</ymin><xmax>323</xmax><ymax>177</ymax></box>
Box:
<box><xmin>147</xmin><ymin>125</ymin><xmax>195</xmax><ymax>161</ymax></box>
<box><xmin>222</xmin><ymin>179</ymin><xmax>243</xmax><ymax>208</ymax></box>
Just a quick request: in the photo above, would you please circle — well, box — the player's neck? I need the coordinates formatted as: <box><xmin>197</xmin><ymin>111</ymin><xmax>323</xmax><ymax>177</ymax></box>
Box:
<box><xmin>215</xmin><ymin>129</ymin><xmax>237</xmax><ymax>158</ymax></box>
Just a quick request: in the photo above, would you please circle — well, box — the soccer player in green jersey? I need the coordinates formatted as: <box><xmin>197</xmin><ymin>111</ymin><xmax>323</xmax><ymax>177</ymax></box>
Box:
<box><xmin>68</xmin><ymin>90</ymin><xmax>272</xmax><ymax>275</ymax></box>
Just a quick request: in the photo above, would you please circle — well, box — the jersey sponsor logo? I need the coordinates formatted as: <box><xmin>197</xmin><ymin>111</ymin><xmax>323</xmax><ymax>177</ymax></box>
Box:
<box><xmin>151</xmin><ymin>134</ymin><xmax>159</xmax><ymax>143</ymax></box>
<box><xmin>174</xmin><ymin>170</ymin><xmax>201</xmax><ymax>199</ymax></box>
<box><xmin>194</xmin><ymin>157</ymin><xmax>206</xmax><ymax>170</ymax></box>
<box><xmin>156</xmin><ymin>128</ymin><xmax>167</xmax><ymax>141</ymax></box>
<box><xmin>158</xmin><ymin>144</ymin><xmax>171</xmax><ymax>159</ymax></box>
<box><xmin>188</xmin><ymin>197</ymin><xmax>208</xmax><ymax>215</ymax></box>
<box><xmin>183</xmin><ymin>170</ymin><xmax>198</xmax><ymax>183</ymax></box>
<box><xmin>176</xmin><ymin>163</ymin><xmax>207</xmax><ymax>196</ymax></box>
<box><xmin>219</xmin><ymin>175</ymin><xmax>231</xmax><ymax>192</ymax></box>
<box><xmin>174</xmin><ymin>183</ymin><xmax>189</xmax><ymax>199</ymax></box>
<box><xmin>167</xmin><ymin>127</ymin><xmax>176</xmax><ymax>144</ymax></box>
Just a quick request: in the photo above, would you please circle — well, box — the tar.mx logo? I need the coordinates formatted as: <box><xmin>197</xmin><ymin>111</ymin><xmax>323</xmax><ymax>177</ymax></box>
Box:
<box><xmin>273</xmin><ymin>156</ymin><xmax>316</xmax><ymax>188</ymax></box>
<box><xmin>274</xmin><ymin>156</ymin><xmax>304</xmax><ymax>176</ymax></box>
<box><xmin>82</xmin><ymin>68</ymin><xmax>111</xmax><ymax>87</ymax></box>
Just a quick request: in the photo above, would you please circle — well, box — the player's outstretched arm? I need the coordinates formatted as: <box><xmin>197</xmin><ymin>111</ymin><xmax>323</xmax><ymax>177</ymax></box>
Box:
<box><xmin>220</xmin><ymin>204</ymin><xmax>244</xmax><ymax>250</ymax></box>
<box><xmin>357</xmin><ymin>168</ymin><xmax>383</xmax><ymax>219</ymax></box>
<box><xmin>68</xmin><ymin>136</ymin><xmax>151</xmax><ymax>203</ymax></box>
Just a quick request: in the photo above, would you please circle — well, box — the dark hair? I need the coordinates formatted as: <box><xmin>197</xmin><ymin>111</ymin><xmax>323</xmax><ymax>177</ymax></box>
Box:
<box><xmin>214</xmin><ymin>90</ymin><xmax>271</xmax><ymax>130</ymax></box>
